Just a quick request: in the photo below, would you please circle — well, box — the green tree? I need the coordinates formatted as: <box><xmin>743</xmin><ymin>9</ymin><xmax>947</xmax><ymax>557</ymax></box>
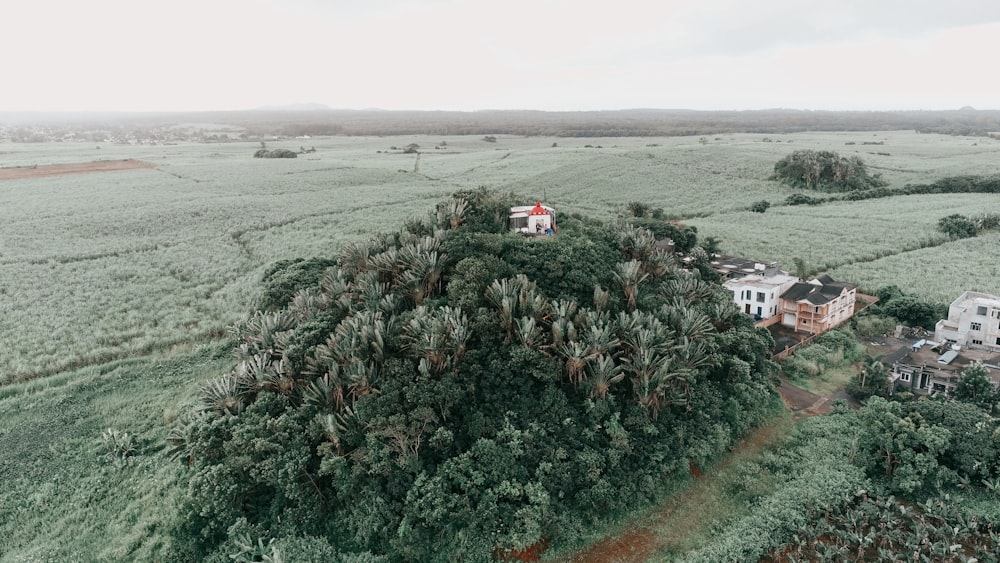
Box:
<box><xmin>857</xmin><ymin>397</ymin><xmax>951</xmax><ymax>494</ymax></box>
<box><xmin>773</xmin><ymin>150</ymin><xmax>886</xmax><ymax>192</ymax></box>
<box><xmin>937</xmin><ymin>213</ymin><xmax>980</xmax><ymax>239</ymax></box>
<box><xmin>953</xmin><ymin>362</ymin><xmax>997</xmax><ymax>413</ymax></box>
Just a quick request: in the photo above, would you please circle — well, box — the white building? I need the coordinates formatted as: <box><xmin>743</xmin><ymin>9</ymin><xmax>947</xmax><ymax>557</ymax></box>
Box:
<box><xmin>509</xmin><ymin>202</ymin><xmax>555</xmax><ymax>235</ymax></box>
<box><xmin>935</xmin><ymin>291</ymin><xmax>1000</xmax><ymax>351</ymax></box>
<box><xmin>723</xmin><ymin>267</ymin><xmax>799</xmax><ymax>320</ymax></box>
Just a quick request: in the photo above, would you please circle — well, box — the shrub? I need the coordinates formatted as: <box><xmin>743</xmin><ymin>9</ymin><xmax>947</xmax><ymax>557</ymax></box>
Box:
<box><xmin>253</xmin><ymin>148</ymin><xmax>298</xmax><ymax>158</ymax></box>
<box><xmin>750</xmin><ymin>200</ymin><xmax>770</xmax><ymax>213</ymax></box>
<box><xmin>938</xmin><ymin>213</ymin><xmax>980</xmax><ymax>239</ymax></box>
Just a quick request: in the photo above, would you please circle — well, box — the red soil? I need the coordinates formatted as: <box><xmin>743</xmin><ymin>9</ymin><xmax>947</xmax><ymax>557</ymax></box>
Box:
<box><xmin>0</xmin><ymin>159</ymin><xmax>155</xmax><ymax>180</ymax></box>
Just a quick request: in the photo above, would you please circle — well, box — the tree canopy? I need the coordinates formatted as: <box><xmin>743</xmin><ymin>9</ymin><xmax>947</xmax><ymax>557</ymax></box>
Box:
<box><xmin>166</xmin><ymin>190</ymin><xmax>779</xmax><ymax>561</ymax></box>
<box><xmin>773</xmin><ymin>150</ymin><xmax>886</xmax><ymax>192</ymax></box>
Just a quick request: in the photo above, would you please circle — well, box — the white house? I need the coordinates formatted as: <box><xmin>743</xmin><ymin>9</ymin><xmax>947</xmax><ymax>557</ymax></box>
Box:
<box><xmin>723</xmin><ymin>267</ymin><xmax>799</xmax><ymax>320</ymax></box>
<box><xmin>509</xmin><ymin>202</ymin><xmax>555</xmax><ymax>235</ymax></box>
<box><xmin>935</xmin><ymin>291</ymin><xmax>1000</xmax><ymax>351</ymax></box>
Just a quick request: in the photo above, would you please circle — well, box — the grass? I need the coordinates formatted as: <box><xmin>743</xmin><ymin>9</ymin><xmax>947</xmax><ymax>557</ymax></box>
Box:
<box><xmin>0</xmin><ymin>341</ymin><xmax>231</xmax><ymax>561</ymax></box>
<box><xmin>793</xmin><ymin>363</ymin><xmax>856</xmax><ymax>397</ymax></box>
<box><xmin>651</xmin><ymin>414</ymin><xmax>796</xmax><ymax>557</ymax></box>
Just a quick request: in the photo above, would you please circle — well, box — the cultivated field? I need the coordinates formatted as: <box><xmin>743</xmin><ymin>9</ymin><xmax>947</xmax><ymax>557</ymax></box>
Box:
<box><xmin>1</xmin><ymin>129</ymin><xmax>999</xmax><ymax>560</ymax></box>
<box><xmin>2</xmin><ymin>131</ymin><xmax>999</xmax><ymax>382</ymax></box>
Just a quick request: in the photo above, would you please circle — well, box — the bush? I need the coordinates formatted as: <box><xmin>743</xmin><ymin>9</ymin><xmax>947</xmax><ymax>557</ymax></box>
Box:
<box><xmin>750</xmin><ymin>200</ymin><xmax>770</xmax><ymax>213</ymax></box>
<box><xmin>784</xmin><ymin>193</ymin><xmax>825</xmax><ymax>206</ymax></box>
<box><xmin>938</xmin><ymin>213</ymin><xmax>980</xmax><ymax>239</ymax></box>
<box><xmin>253</xmin><ymin>148</ymin><xmax>298</xmax><ymax>158</ymax></box>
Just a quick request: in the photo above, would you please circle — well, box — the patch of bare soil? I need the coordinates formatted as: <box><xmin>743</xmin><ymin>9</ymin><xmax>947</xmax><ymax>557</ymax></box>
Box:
<box><xmin>0</xmin><ymin>159</ymin><xmax>155</xmax><ymax>180</ymax></box>
<box><xmin>776</xmin><ymin>378</ymin><xmax>832</xmax><ymax>418</ymax></box>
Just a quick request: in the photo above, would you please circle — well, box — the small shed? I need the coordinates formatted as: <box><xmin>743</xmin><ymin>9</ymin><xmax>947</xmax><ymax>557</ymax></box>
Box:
<box><xmin>509</xmin><ymin>202</ymin><xmax>556</xmax><ymax>234</ymax></box>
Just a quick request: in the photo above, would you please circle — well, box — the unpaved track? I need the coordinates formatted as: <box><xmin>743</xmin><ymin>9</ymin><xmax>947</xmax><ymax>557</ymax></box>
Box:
<box><xmin>564</xmin><ymin>380</ymin><xmax>831</xmax><ymax>562</ymax></box>
<box><xmin>0</xmin><ymin>159</ymin><xmax>155</xmax><ymax>180</ymax></box>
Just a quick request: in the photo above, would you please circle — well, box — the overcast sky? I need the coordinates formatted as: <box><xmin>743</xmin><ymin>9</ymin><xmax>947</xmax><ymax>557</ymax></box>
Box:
<box><xmin>5</xmin><ymin>0</ymin><xmax>999</xmax><ymax>112</ymax></box>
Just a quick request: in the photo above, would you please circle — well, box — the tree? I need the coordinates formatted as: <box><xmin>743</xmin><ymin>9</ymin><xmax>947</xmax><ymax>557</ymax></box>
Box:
<box><xmin>953</xmin><ymin>362</ymin><xmax>997</xmax><ymax>413</ymax></box>
<box><xmin>937</xmin><ymin>214</ymin><xmax>979</xmax><ymax>239</ymax></box>
<box><xmin>846</xmin><ymin>355</ymin><xmax>889</xmax><ymax>401</ymax></box>
<box><xmin>858</xmin><ymin>397</ymin><xmax>951</xmax><ymax>494</ymax></box>
<box><xmin>881</xmin><ymin>295</ymin><xmax>941</xmax><ymax>329</ymax></box>
<box><xmin>773</xmin><ymin>150</ymin><xmax>886</xmax><ymax>192</ymax></box>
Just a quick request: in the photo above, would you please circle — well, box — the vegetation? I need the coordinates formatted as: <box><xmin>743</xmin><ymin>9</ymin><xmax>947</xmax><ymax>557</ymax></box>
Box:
<box><xmin>681</xmin><ymin>399</ymin><xmax>1000</xmax><ymax>562</ymax></box>
<box><xmin>772</xmin><ymin>150</ymin><xmax>886</xmax><ymax>191</ymax></box>
<box><xmin>253</xmin><ymin>148</ymin><xmax>298</xmax><ymax>158</ymax></box>
<box><xmin>165</xmin><ymin>191</ymin><xmax>780</xmax><ymax>560</ymax></box>
<box><xmin>4</xmin><ymin>130</ymin><xmax>1000</xmax><ymax>560</ymax></box>
<box><xmin>781</xmin><ymin>330</ymin><xmax>865</xmax><ymax>395</ymax></box>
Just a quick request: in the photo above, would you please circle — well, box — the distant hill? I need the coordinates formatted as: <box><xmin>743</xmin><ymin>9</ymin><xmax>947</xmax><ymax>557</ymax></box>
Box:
<box><xmin>250</xmin><ymin>102</ymin><xmax>332</xmax><ymax>111</ymax></box>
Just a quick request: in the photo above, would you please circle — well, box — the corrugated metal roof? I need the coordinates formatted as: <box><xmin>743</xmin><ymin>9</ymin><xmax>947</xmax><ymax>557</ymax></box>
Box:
<box><xmin>937</xmin><ymin>350</ymin><xmax>959</xmax><ymax>365</ymax></box>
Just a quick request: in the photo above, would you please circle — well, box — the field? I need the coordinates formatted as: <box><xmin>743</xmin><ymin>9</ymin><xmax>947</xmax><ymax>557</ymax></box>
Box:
<box><xmin>3</xmin><ymin>131</ymin><xmax>998</xmax><ymax>382</ymax></box>
<box><xmin>1</xmin><ymin>130</ymin><xmax>999</xmax><ymax>559</ymax></box>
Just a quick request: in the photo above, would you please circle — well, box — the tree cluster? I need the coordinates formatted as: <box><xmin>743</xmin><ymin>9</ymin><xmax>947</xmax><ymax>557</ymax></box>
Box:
<box><xmin>166</xmin><ymin>191</ymin><xmax>779</xmax><ymax>561</ymax></box>
<box><xmin>772</xmin><ymin>150</ymin><xmax>886</xmax><ymax>192</ymax></box>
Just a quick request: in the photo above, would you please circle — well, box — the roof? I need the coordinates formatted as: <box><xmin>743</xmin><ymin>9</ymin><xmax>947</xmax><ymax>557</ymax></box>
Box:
<box><xmin>510</xmin><ymin>203</ymin><xmax>555</xmax><ymax>215</ymax></box>
<box><xmin>780</xmin><ymin>275</ymin><xmax>855</xmax><ymax>304</ymax></box>
<box><xmin>710</xmin><ymin>254</ymin><xmax>783</xmax><ymax>279</ymax></box>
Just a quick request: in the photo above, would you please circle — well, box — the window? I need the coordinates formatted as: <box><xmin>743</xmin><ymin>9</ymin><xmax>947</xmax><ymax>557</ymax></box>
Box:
<box><xmin>900</xmin><ymin>372</ymin><xmax>910</xmax><ymax>382</ymax></box>
<box><xmin>815</xmin><ymin>306</ymin><xmax>821</xmax><ymax>313</ymax></box>
<box><xmin>802</xmin><ymin>319</ymin><xmax>808</xmax><ymax>325</ymax></box>
<box><xmin>971</xmin><ymin>322</ymin><xmax>982</xmax><ymax>331</ymax></box>
<box><xmin>973</xmin><ymin>339</ymin><xmax>983</xmax><ymax>345</ymax></box>
<box><xmin>996</xmin><ymin>337</ymin><xmax>1000</xmax><ymax>346</ymax></box>
<box><xmin>756</xmin><ymin>292</ymin><xmax>765</xmax><ymax>303</ymax></box>
<box><xmin>756</xmin><ymin>306</ymin><xmax>762</xmax><ymax>316</ymax></box>
<box><xmin>977</xmin><ymin>306</ymin><xmax>988</xmax><ymax>316</ymax></box>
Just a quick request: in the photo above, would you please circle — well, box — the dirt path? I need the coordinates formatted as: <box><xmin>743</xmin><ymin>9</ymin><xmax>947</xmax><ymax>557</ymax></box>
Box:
<box><xmin>561</xmin><ymin>416</ymin><xmax>793</xmax><ymax>563</ymax></box>
<box><xmin>0</xmin><ymin>159</ymin><xmax>155</xmax><ymax>180</ymax></box>
<box><xmin>562</xmin><ymin>379</ymin><xmax>841</xmax><ymax>562</ymax></box>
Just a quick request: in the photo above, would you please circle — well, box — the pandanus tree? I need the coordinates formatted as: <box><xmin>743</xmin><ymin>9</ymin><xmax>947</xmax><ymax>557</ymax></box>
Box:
<box><xmin>401</xmin><ymin>305</ymin><xmax>470</xmax><ymax>374</ymax></box>
<box><xmin>585</xmin><ymin>354</ymin><xmax>624</xmax><ymax>399</ymax></box>
<box><xmin>612</xmin><ymin>260</ymin><xmax>650</xmax><ymax>311</ymax></box>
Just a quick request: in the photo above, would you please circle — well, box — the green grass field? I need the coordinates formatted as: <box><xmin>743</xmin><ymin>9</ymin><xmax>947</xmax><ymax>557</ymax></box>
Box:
<box><xmin>2</xmin><ymin>130</ymin><xmax>999</xmax><ymax>560</ymax></box>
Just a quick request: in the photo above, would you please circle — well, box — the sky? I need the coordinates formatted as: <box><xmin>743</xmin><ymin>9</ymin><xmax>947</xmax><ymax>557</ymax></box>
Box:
<box><xmin>4</xmin><ymin>0</ymin><xmax>1000</xmax><ymax>112</ymax></box>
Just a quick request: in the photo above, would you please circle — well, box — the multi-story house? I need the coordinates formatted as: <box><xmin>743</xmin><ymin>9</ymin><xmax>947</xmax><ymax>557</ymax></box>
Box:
<box><xmin>723</xmin><ymin>267</ymin><xmax>799</xmax><ymax>320</ymax></box>
<box><xmin>935</xmin><ymin>291</ymin><xmax>1000</xmax><ymax>352</ymax></box>
<box><xmin>778</xmin><ymin>274</ymin><xmax>856</xmax><ymax>334</ymax></box>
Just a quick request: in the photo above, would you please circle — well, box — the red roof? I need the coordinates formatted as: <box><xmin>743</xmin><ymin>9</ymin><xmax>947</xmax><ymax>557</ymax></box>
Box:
<box><xmin>529</xmin><ymin>202</ymin><xmax>549</xmax><ymax>216</ymax></box>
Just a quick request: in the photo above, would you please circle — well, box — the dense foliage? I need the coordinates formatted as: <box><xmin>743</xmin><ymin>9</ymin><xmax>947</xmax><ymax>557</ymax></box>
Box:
<box><xmin>873</xmin><ymin>285</ymin><xmax>945</xmax><ymax>329</ymax></box>
<box><xmin>684</xmin><ymin>399</ymin><xmax>1000</xmax><ymax>562</ymax></box>
<box><xmin>167</xmin><ymin>191</ymin><xmax>779</xmax><ymax>561</ymax></box>
<box><xmin>772</xmin><ymin>150</ymin><xmax>886</xmax><ymax>192</ymax></box>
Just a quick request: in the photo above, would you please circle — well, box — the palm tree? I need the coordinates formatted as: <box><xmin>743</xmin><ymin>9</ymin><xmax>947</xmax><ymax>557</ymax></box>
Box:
<box><xmin>301</xmin><ymin>371</ymin><xmax>346</xmax><ymax>412</ymax></box>
<box><xmin>612</xmin><ymin>260</ymin><xmax>650</xmax><ymax>311</ymax></box>
<box><xmin>585</xmin><ymin>354</ymin><xmax>624</xmax><ymax>399</ymax></box>
<box><xmin>559</xmin><ymin>341</ymin><xmax>593</xmax><ymax>387</ymax></box>
<box><xmin>232</xmin><ymin>311</ymin><xmax>296</xmax><ymax>360</ymax></box>
<box><xmin>581</xmin><ymin>322</ymin><xmax>620</xmax><ymax>358</ymax></box>
<box><xmin>593</xmin><ymin>285</ymin><xmax>610</xmax><ymax>312</ymax></box>
<box><xmin>200</xmin><ymin>373</ymin><xmax>247</xmax><ymax>415</ymax></box>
